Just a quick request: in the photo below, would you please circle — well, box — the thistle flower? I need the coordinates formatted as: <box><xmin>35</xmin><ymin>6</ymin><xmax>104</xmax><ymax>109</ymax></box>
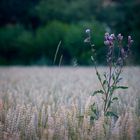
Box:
<box><xmin>104</xmin><ymin>32</ymin><xmax>115</xmax><ymax>47</ymax></box>
<box><xmin>110</xmin><ymin>34</ymin><xmax>115</xmax><ymax>40</ymax></box>
<box><xmin>117</xmin><ymin>33</ymin><xmax>123</xmax><ymax>42</ymax></box>
<box><xmin>105</xmin><ymin>32</ymin><xmax>110</xmax><ymax>39</ymax></box>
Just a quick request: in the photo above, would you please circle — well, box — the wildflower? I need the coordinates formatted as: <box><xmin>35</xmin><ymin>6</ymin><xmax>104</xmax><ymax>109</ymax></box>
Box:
<box><xmin>105</xmin><ymin>32</ymin><xmax>109</xmax><ymax>37</ymax></box>
<box><xmin>117</xmin><ymin>33</ymin><xmax>123</xmax><ymax>42</ymax></box>
<box><xmin>104</xmin><ymin>32</ymin><xmax>110</xmax><ymax>40</ymax></box>
<box><xmin>110</xmin><ymin>34</ymin><xmax>115</xmax><ymax>40</ymax></box>
<box><xmin>104</xmin><ymin>32</ymin><xmax>115</xmax><ymax>47</ymax></box>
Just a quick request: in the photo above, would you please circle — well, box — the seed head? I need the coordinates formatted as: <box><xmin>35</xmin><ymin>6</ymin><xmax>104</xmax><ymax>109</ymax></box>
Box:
<box><xmin>104</xmin><ymin>32</ymin><xmax>115</xmax><ymax>47</ymax></box>
<box><xmin>85</xmin><ymin>29</ymin><xmax>90</xmax><ymax>34</ymax></box>
<box><xmin>117</xmin><ymin>33</ymin><xmax>123</xmax><ymax>41</ymax></box>
<box><xmin>105</xmin><ymin>32</ymin><xmax>109</xmax><ymax>36</ymax></box>
<box><xmin>128</xmin><ymin>36</ymin><xmax>133</xmax><ymax>44</ymax></box>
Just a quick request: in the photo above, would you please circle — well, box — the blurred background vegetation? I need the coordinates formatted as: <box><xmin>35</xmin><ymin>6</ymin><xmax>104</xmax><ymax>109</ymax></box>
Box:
<box><xmin>0</xmin><ymin>0</ymin><xmax>139</xmax><ymax>65</ymax></box>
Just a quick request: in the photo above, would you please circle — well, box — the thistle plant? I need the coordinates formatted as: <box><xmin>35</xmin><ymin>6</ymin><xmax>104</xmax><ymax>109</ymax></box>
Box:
<box><xmin>84</xmin><ymin>29</ymin><xmax>133</xmax><ymax>119</ymax></box>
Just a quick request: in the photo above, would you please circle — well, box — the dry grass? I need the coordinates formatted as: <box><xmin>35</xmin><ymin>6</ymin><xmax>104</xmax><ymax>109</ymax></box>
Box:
<box><xmin>0</xmin><ymin>66</ymin><xmax>140</xmax><ymax>140</ymax></box>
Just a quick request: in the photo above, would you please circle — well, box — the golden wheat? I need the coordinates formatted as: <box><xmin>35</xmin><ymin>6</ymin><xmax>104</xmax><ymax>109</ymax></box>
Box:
<box><xmin>0</xmin><ymin>67</ymin><xmax>139</xmax><ymax>140</ymax></box>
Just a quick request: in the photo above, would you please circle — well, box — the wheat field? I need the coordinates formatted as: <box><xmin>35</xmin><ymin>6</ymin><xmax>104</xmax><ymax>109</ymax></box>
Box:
<box><xmin>0</xmin><ymin>67</ymin><xmax>140</xmax><ymax>140</ymax></box>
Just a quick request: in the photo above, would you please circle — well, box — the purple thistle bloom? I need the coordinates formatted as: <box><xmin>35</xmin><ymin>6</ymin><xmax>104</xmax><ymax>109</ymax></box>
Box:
<box><xmin>110</xmin><ymin>34</ymin><xmax>115</xmax><ymax>40</ymax></box>
<box><xmin>128</xmin><ymin>36</ymin><xmax>133</xmax><ymax>45</ymax></box>
<box><xmin>109</xmin><ymin>36</ymin><xmax>113</xmax><ymax>41</ymax></box>
<box><xmin>105</xmin><ymin>32</ymin><xmax>109</xmax><ymax>36</ymax></box>
<box><xmin>117</xmin><ymin>33</ymin><xmax>123</xmax><ymax>42</ymax></box>
<box><xmin>104</xmin><ymin>32</ymin><xmax>115</xmax><ymax>47</ymax></box>
<box><xmin>128</xmin><ymin>35</ymin><xmax>131</xmax><ymax>40</ymax></box>
<box><xmin>104</xmin><ymin>32</ymin><xmax>109</xmax><ymax>40</ymax></box>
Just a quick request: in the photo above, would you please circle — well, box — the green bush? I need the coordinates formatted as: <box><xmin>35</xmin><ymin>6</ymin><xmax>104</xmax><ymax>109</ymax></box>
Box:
<box><xmin>0</xmin><ymin>25</ymin><xmax>25</xmax><ymax>64</ymax></box>
<box><xmin>16</xmin><ymin>30</ymin><xmax>37</xmax><ymax>64</ymax></box>
<box><xmin>0</xmin><ymin>20</ymin><xmax>106</xmax><ymax>65</ymax></box>
<box><xmin>0</xmin><ymin>25</ymin><xmax>37</xmax><ymax>65</ymax></box>
<box><xmin>35</xmin><ymin>21</ymin><xmax>68</xmax><ymax>64</ymax></box>
<box><xmin>64</xmin><ymin>21</ymin><xmax>105</xmax><ymax>65</ymax></box>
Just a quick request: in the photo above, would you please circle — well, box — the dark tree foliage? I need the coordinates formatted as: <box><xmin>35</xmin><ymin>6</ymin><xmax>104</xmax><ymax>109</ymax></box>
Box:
<box><xmin>0</xmin><ymin>0</ymin><xmax>139</xmax><ymax>65</ymax></box>
<box><xmin>0</xmin><ymin>0</ymin><xmax>39</xmax><ymax>29</ymax></box>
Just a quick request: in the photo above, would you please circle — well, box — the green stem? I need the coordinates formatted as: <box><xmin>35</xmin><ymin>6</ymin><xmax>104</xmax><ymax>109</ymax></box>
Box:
<box><xmin>104</xmin><ymin>63</ymin><xmax>112</xmax><ymax>114</ymax></box>
<box><xmin>105</xmin><ymin>67</ymin><xmax>122</xmax><ymax>113</ymax></box>
<box><xmin>104</xmin><ymin>46</ymin><xmax>114</xmax><ymax>114</ymax></box>
<box><xmin>94</xmin><ymin>64</ymin><xmax>107</xmax><ymax>95</ymax></box>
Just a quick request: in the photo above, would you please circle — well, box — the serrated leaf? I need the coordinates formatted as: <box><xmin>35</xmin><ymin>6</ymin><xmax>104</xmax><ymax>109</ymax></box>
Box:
<box><xmin>112</xmin><ymin>74</ymin><xmax>115</xmax><ymax>81</ymax></box>
<box><xmin>96</xmin><ymin>71</ymin><xmax>101</xmax><ymax>81</ymax></box>
<box><xmin>106</xmin><ymin>111</ymin><xmax>118</xmax><ymax>118</ymax></box>
<box><xmin>116</xmin><ymin>77</ymin><xmax>123</xmax><ymax>83</ymax></box>
<box><xmin>103</xmin><ymin>72</ymin><xmax>107</xmax><ymax>78</ymax></box>
<box><xmin>84</xmin><ymin>37</ymin><xmax>90</xmax><ymax>43</ymax></box>
<box><xmin>90</xmin><ymin>105</ymin><xmax>98</xmax><ymax>121</ymax></box>
<box><xmin>116</xmin><ymin>86</ymin><xmax>128</xmax><ymax>89</ymax></box>
<box><xmin>91</xmin><ymin>56</ymin><xmax>94</xmax><ymax>61</ymax></box>
<box><xmin>91</xmin><ymin>103</ymin><xmax>95</xmax><ymax>109</ymax></box>
<box><xmin>91</xmin><ymin>103</ymin><xmax>96</xmax><ymax>112</ymax></box>
<box><xmin>90</xmin><ymin>116</ymin><xmax>95</xmax><ymax>121</ymax></box>
<box><xmin>103</xmin><ymin>80</ymin><xmax>107</xmax><ymax>85</ymax></box>
<box><xmin>92</xmin><ymin>108</ymin><xmax>97</xmax><ymax>114</ymax></box>
<box><xmin>92</xmin><ymin>90</ymin><xmax>104</xmax><ymax>96</ymax></box>
<box><xmin>112</xmin><ymin>97</ymin><xmax>118</xmax><ymax>101</ymax></box>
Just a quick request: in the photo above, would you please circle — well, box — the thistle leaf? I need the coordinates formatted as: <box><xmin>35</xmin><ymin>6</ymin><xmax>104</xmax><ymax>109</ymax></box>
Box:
<box><xmin>92</xmin><ymin>90</ymin><xmax>104</xmax><ymax>96</ymax></box>
<box><xmin>96</xmin><ymin>71</ymin><xmax>101</xmax><ymax>81</ymax></box>
<box><xmin>112</xmin><ymin>97</ymin><xmax>118</xmax><ymax>101</ymax></box>
<box><xmin>116</xmin><ymin>86</ymin><xmax>128</xmax><ymax>89</ymax></box>
<box><xmin>116</xmin><ymin>77</ymin><xmax>123</xmax><ymax>83</ymax></box>
<box><xmin>106</xmin><ymin>111</ymin><xmax>118</xmax><ymax>118</ymax></box>
<box><xmin>103</xmin><ymin>80</ymin><xmax>107</xmax><ymax>85</ymax></box>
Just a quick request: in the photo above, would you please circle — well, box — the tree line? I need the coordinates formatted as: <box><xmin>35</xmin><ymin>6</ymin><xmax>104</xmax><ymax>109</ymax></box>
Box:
<box><xmin>0</xmin><ymin>0</ymin><xmax>139</xmax><ymax>65</ymax></box>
